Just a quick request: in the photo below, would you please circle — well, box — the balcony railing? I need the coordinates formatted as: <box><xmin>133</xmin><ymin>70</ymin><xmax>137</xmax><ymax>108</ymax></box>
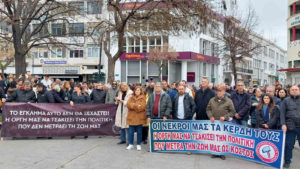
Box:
<box><xmin>223</xmin><ymin>66</ymin><xmax>253</xmax><ymax>74</ymax></box>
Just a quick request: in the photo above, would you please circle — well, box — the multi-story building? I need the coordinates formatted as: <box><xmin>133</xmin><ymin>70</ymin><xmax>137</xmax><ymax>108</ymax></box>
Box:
<box><xmin>281</xmin><ymin>0</ymin><xmax>300</xmax><ymax>85</ymax></box>
<box><xmin>2</xmin><ymin>0</ymin><xmax>287</xmax><ymax>86</ymax></box>
<box><xmin>5</xmin><ymin>0</ymin><xmax>106</xmax><ymax>81</ymax></box>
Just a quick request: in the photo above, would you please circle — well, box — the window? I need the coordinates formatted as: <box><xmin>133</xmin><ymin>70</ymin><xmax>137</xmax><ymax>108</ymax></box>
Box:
<box><xmin>289</xmin><ymin>61</ymin><xmax>292</xmax><ymax>68</ymax></box>
<box><xmin>264</xmin><ymin>47</ymin><xmax>267</xmax><ymax>56</ymax></box>
<box><xmin>38</xmin><ymin>49</ymin><xmax>48</xmax><ymax>58</ymax></box>
<box><xmin>269</xmin><ymin>49</ymin><xmax>275</xmax><ymax>58</ymax></box>
<box><xmin>276</xmin><ymin>53</ymin><xmax>279</xmax><ymax>61</ymax></box>
<box><xmin>51</xmin><ymin>24</ymin><xmax>66</xmax><ymax>36</ymax></box>
<box><xmin>51</xmin><ymin>48</ymin><xmax>66</xmax><ymax>58</ymax></box>
<box><xmin>88</xmin><ymin>45</ymin><xmax>100</xmax><ymax>58</ymax></box>
<box><xmin>264</xmin><ymin>62</ymin><xmax>267</xmax><ymax>69</ymax></box>
<box><xmin>280</xmin><ymin>55</ymin><xmax>284</xmax><ymax>63</ymax></box>
<box><xmin>69</xmin><ymin>23</ymin><xmax>84</xmax><ymax>36</ymax></box>
<box><xmin>32</xmin><ymin>24</ymin><xmax>48</xmax><ymax>37</ymax></box>
<box><xmin>87</xmin><ymin>1</ymin><xmax>102</xmax><ymax>14</ymax></box>
<box><xmin>69</xmin><ymin>2</ymin><xmax>84</xmax><ymax>15</ymax></box>
<box><xmin>294</xmin><ymin>60</ymin><xmax>300</xmax><ymax>68</ymax></box>
<box><xmin>142</xmin><ymin>37</ymin><xmax>147</xmax><ymax>52</ymax></box>
<box><xmin>70</xmin><ymin>50</ymin><xmax>84</xmax><ymax>58</ymax></box>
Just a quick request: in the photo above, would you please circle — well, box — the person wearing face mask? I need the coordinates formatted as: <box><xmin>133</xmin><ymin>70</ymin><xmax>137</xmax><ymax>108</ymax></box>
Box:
<box><xmin>105</xmin><ymin>81</ymin><xmax>118</xmax><ymax>104</ymax></box>
<box><xmin>90</xmin><ymin>83</ymin><xmax>106</xmax><ymax>104</ymax></box>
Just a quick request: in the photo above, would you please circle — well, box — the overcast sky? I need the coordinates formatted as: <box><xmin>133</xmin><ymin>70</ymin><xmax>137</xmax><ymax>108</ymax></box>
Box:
<box><xmin>236</xmin><ymin>0</ymin><xmax>287</xmax><ymax>50</ymax></box>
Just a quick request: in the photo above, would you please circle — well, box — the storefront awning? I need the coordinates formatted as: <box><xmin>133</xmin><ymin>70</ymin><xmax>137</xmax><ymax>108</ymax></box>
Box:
<box><xmin>278</xmin><ymin>68</ymin><xmax>300</xmax><ymax>72</ymax></box>
<box><xmin>119</xmin><ymin>52</ymin><xmax>220</xmax><ymax>64</ymax></box>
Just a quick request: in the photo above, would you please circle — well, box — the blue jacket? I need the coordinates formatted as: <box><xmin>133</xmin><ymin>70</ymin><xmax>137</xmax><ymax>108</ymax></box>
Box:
<box><xmin>168</xmin><ymin>89</ymin><xmax>178</xmax><ymax>101</ymax></box>
<box><xmin>230</xmin><ymin>90</ymin><xmax>251</xmax><ymax>121</ymax></box>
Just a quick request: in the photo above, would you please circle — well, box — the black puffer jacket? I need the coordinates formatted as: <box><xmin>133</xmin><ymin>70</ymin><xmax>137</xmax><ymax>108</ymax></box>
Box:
<box><xmin>71</xmin><ymin>92</ymin><xmax>91</xmax><ymax>104</ymax></box>
<box><xmin>37</xmin><ymin>87</ymin><xmax>55</xmax><ymax>103</ymax></box>
<box><xmin>7</xmin><ymin>88</ymin><xmax>37</xmax><ymax>103</ymax></box>
<box><xmin>280</xmin><ymin>96</ymin><xmax>300</xmax><ymax>130</ymax></box>
<box><xmin>194</xmin><ymin>88</ymin><xmax>216</xmax><ymax>120</ymax></box>
<box><xmin>90</xmin><ymin>89</ymin><xmax>106</xmax><ymax>104</ymax></box>
<box><xmin>52</xmin><ymin>90</ymin><xmax>67</xmax><ymax>103</ymax></box>
<box><xmin>60</xmin><ymin>89</ymin><xmax>73</xmax><ymax>103</ymax></box>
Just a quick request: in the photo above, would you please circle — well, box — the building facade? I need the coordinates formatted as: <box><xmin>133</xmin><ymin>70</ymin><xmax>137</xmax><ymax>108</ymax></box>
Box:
<box><xmin>2</xmin><ymin>0</ymin><xmax>287</xmax><ymax>86</ymax></box>
<box><xmin>281</xmin><ymin>0</ymin><xmax>300</xmax><ymax>85</ymax></box>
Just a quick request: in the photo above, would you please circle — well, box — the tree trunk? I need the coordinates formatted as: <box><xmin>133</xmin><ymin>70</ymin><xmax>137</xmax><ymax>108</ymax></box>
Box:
<box><xmin>1</xmin><ymin>66</ymin><xmax>4</xmax><ymax>78</ymax></box>
<box><xmin>107</xmin><ymin>58</ymin><xmax>116</xmax><ymax>84</ymax></box>
<box><xmin>231</xmin><ymin>57</ymin><xmax>238</xmax><ymax>86</ymax></box>
<box><xmin>15</xmin><ymin>52</ymin><xmax>27</xmax><ymax>77</ymax></box>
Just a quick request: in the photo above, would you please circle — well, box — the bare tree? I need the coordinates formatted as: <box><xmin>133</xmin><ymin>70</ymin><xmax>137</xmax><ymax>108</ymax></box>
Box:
<box><xmin>0</xmin><ymin>41</ymin><xmax>14</xmax><ymax>77</ymax></box>
<box><xmin>92</xmin><ymin>0</ymin><xmax>213</xmax><ymax>83</ymax></box>
<box><xmin>148</xmin><ymin>43</ymin><xmax>178</xmax><ymax>80</ymax></box>
<box><xmin>0</xmin><ymin>0</ymin><xmax>74</xmax><ymax>77</ymax></box>
<box><xmin>212</xmin><ymin>7</ymin><xmax>263</xmax><ymax>85</ymax></box>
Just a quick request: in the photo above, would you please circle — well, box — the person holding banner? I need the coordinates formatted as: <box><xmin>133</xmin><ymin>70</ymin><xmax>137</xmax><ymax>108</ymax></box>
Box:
<box><xmin>70</xmin><ymin>83</ymin><xmax>91</xmax><ymax>139</ymax></box>
<box><xmin>115</xmin><ymin>82</ymin><xmax>133</xmax><ymax>145</ymax></box>
<box><xmin>256</xmin><ymin>94</ymin><xmax>280</xmax><ymax>129</ymax></box>
<box><xmin>172</xmin><ymin>85</ymin><xmax>196</xmax><ymax>120</ymax></box>
<box><xmin>230</xmin><ymin>81</ymin><xmax>251</xmax><ymax>126</ymax></box>
<box><xmin>206</xmin><ymin>84</ymin><xmax>235</xmax><ymax>160</ymax></box>
<box><xmin>60</xmin><ymin>81</ymin><xmax>73</xmax><ymax>103</ymax></box>
<box><xmin>36</xmin><ymin>83</ymin><xmax>55</xmax><ymax>103</ymax></box>
<box><xmin>194</xmin><ymin>78</ymin><xmax>216</xmax><ymax>120</ymax></box>
<box><xmin>280</xmin><ymin>85</ymin><xmax>300</xmax><ymax>168</ymax></box>
<box><xmin>126</xmin><ymin>86</ymin><xmax>146</xmax><ymax>150</ymax></box>
<box><xmin>146</xmin><ymin>82</ymin><xmax>172</xmax><ymax>122</ymax></box>
<box><xmin>250</xmin><ymin>88</ymin><xmax>262</xmax><ymax>128</ymax></box>
<box><xmin>6</xmin><ymin>81</ymin><xmax>37</xmax><ymax>103</ymax></box>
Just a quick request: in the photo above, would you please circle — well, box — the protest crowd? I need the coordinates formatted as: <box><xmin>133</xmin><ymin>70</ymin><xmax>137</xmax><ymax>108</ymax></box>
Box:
<box><xmin>0</xmin><ymin>73</ymin><xmax>299</xmax><ymax>168</ymax></box>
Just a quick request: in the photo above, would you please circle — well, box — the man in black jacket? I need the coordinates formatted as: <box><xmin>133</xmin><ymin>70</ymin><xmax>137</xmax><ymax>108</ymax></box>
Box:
<box><xmin>90</xmin><ymin>83</ymin><xmax>106</xmax><ymax>104</ymax></box>
<box><xmin>230</xmin><ymin>81</ymin><xmax>251</xmax><ymax>126</ymax></box>
<box><xmin>36</xmin><ymin>83</ymin><xmax>55</xmax><ymax>103</ymax></box>
<box><xmin>195</xmin><ymin>78</ymin><xmax>215</xmax><ymax>120</ymax></box>
<box><xmin>6</xmin><ymin>81</ymin><xmax>36</xmax><ymax>103</ymax></box>
<box><xmin>281</xmin><ymin>85</ymin><xmax>300</xmax><ymax>168</ymax></box>
<box><xmin>172</xmin><ymin>85</ymin><xmax>196</xmax><ymax>120</ymax></box>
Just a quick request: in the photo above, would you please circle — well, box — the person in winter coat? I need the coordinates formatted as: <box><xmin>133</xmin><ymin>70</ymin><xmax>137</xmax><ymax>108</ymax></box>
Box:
<box><xmin>172</xmin><ymin>85</ymin><xmax>196</xmax><ymax>120</ymax></box>
<box><xmin>70</xmin><ymin>84</ymin><xmax>91</xmax><ymax>139</ymax></box>
<box><xmin>60</xmin><ymin>81</ymin><xmax>73</xmax><ymax>103</ymax></box>
<box><xmin>126</xmin><ymin>86</ymin><xmax>146</xmax><ymax>151</ymax></box>
<box><xmin>168</xmin><ymin>82</ymin><xmax>178</xmax><ymax>101</ymax></box>
<box><xmin>105</xmin><ymin>81</ymin><xmax>118</xmax><ymax>104</ymax></box>
<box><xmin>5</xmin><ymin>77</ymin><xmax>17</xmax><ymax>94</ymax></box>
<box><xmin>230</xmin><ymin>81</ymin><xmax>251</xmax><ymax>126</ymax></box>
<box><xmin>90</xmin><ymin>83</ymin><xmax>106</xmax><ymax>104</ymax></box>
<box><xmin>256</xmin><ymin>94</ymin><xmax>280</xmax><ymax>130</ymax></box>
<box><xmin>281</xmin><ymin>85</ymin><xmax>300</xmax><ymax>168</ymax></box>
<box><xmin>250</xmin><ymin>88</ymin><xmax>262</xmax><ymax>128</ymax></box>
<box><xmin>6</xmin><ymin>81</ymin><xmax>37</xmax><ymax>103</ymax></box>
<box><xmin>115</xmin><ymin>82</ymin><xmax>133</xmax><ymax>144</ymax></box>
<box><xmin>146</xmin><ymin>82</ymin><xmax>172</xmax><ymax>121</ymax></box>
<box><xmin>51</xmin><ymin>83</ymin><xmax>67</xmax><ymax>103</ymax></box>
<box><xmin>195</xmin><ymin>78</ymin><xmax>216</xmax><ymax>120</ymax></box>
<box><xmin>206</xmin><ymin>84</ymin><xmax>235</xmax><ymax>160</ymax></box>
<box><xmin>36</xmin><ymin>83</ymin><xmax>55</xmax><ymax>103</ymax></box>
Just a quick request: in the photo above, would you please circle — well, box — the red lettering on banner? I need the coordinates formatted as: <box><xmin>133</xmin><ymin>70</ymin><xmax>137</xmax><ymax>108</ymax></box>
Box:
<box><xmin>154</xmin><ymin>142</ymin><xmax>165</xmax><ymax>150</ymax></box>
<box><xmin>166</xmin><ymin>142</ymin><xmax>184</xmax><ymax>150</ymax></box>
<box><xmin>191</xmin><ymin>133</ymin><xmax>215</xmax><ymax>141</ymax></box>
<box><xmin>183</xmin><ymin>133</ymin><xmax>191</xmax><ymax>140</ymax></box>
<box><xmin>230</xmin><ymin>145</ymin><xmax>254</xmax><ymax>158</ymax></box>
<box><xmin>153</xmin><ymin>132</ymin><xmax>158</xmax><ymax>140</ymax></box>
<box><xmin>185</xmin><ymin>142</ymin><xmax>196</xmax><ymax>150</ymax></box>
<box><xmin>158</xmin><ymin>132</ymin><xmax>172</xmax><ymax>140</ymax></box>
<box><xmin>216</xmin><ymin>134</ymin><xmax>227</xmax><ymax>142</ymax></box>
<box><xmin>197</xmin><ymin>143</ymin><xmax>209</xmax><ymax>151</ymax></box>
<box><xmin>172</xmin><ymin>132</ymin><xmax>183</xmax><ymax>140</ymax></box>
<box><xmin>228</xmin><ymin>135</ymin><xmax>255</xmax><ymax>148</ymax></box>
<box><xmin>209</xmin><ymin>144</ymin><xmax>221</xmax><ymax>152</ymax></box>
